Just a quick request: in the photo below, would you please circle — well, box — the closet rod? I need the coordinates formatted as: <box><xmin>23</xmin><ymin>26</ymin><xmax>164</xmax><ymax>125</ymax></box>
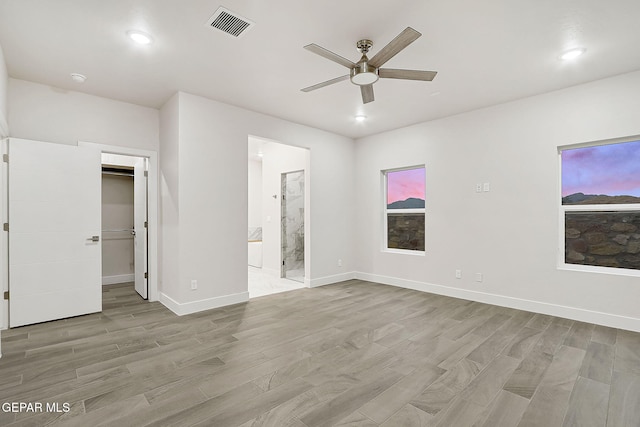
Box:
<box><xmin>102</xmin><ymin>229</ymin><xmax>135</xmax><ymax>233</ymax></box>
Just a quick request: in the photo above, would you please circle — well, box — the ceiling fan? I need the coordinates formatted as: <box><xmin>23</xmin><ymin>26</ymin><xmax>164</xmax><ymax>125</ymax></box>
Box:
<box><xmin>301</xmin><ymin>27</ymin><xmax>437</xmax><ymax>104</ymax></box>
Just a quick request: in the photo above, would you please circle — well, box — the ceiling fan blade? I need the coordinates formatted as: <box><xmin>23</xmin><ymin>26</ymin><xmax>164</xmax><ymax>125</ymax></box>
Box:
<box><xmin>301</xmin><ymin>75</ymin><xmax>350</xmax><ymax>92</ymax></box>
<box><xmin>361</xmin><ymin>84</ymin><xmax>375</xmax><ymax>104</ymax></box>
<box><xmin>304</xmin><ymin>44</ymin><xmax>356</xmax><ymax>69</ymax></box>
<box><xmin>379</xmin><ymin>68</ymin><xmax>437</xmax><ymax>81</ymax></box>
<box><xmin>369</xmin><ymin>27</ymin><xmax>421</xmax><ymax>68</ymax></box>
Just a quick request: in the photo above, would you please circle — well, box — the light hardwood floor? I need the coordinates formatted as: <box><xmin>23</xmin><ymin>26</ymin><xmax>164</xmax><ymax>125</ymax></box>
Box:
<box><xmin>1</xmin><ymin>280</ymin><xmax>639</xmax><ymax>426</ymax></box>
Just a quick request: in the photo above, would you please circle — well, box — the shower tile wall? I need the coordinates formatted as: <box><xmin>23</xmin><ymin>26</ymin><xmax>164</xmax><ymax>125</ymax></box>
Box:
<box><xmin>281</xmin><ymin>171</ymin><xmax>304</xmax><ymax>282</ymax></box>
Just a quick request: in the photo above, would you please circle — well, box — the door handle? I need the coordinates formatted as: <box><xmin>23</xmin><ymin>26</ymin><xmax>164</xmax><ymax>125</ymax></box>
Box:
<box><xmin>87</xmin><ymin>236</ymin><xmax>100</xmax><ymax>242</ymax></box>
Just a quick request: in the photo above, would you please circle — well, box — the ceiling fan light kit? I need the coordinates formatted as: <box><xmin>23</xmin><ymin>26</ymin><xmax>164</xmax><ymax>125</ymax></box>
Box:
<box><xmin>302</xmin><ymin>27</ymin><xmax>437</xmax><ymax>104</ymax></box>
<box><xmin>351</xmin><ymin>40</ymin><xmax>379</xmax><ymax>86</ymax></box>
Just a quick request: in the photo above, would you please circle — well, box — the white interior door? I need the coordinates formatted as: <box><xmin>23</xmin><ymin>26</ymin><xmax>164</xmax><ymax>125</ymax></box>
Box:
<box><xmin>8</xmin><ymin>138</ymin><xmax>102</xmax><ymax>327</ymax></box>
<box><xmin>133</xmin><ymin>158</ymin><xmax>148</xmax><ymax>299</ymax></box>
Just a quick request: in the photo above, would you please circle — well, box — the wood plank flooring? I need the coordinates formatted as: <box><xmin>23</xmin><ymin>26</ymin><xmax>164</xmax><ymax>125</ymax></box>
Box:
<box><xmin>1</xmin><ymin>280</ymin><xmax>639</xmax><ymax>426</ymax></box>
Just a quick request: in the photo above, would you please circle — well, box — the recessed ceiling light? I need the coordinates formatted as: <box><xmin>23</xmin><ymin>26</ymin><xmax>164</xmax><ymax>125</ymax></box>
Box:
<box><xmin>70</xmin><ymin>73</ymin><xmax>86</xmax><ymax>83</ymax></box>
<box><xmin>127</xmin><ymin>30</ymin><xmax>153</xmax><ymax>45</ymax></box>
<box><xmin>355</xmin><ymin>115</ymin><xmax>367</xmax><ymax>122</ymax></box>
<box><xmin>560</xmin><ymin>48</ymin><xmax>586</xmax><ymax>61</ymax></box>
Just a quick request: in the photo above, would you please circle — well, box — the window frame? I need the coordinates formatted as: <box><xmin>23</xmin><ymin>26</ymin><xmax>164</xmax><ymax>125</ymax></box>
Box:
<box><xmin>382</xmin><ymin>165</ymin><xmax>426</xmax><ymax>255</ymax></box>
<box><xmin>558</xmin><ymin>135</ymin><xmax>640</xmax><ymax>277</ymax></box>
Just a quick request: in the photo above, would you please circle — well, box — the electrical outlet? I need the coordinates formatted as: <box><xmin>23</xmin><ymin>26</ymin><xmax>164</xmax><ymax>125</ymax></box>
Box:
<box><xmin>475</xmin><ymin>273</ymin><xmax>483</xmax><ymax>282</ymax></box>
<box><xmin>191</xmin><ymin>279</ymin><xmax>197</xmax><ymax>290</ymax></box>
<box><xmin>455</xmin><ymin>269</ymin><xmax>462</xmax><ymax>279</ymax></box>
<box><xmin>476</xmin><ymin>183</ymin><xmax>482</xmax><ymax>193</ymax></box>
<box><xmin>338</xmin><ymin>259</ymin><xmax>343</xmax><ymax>267</ymax></box>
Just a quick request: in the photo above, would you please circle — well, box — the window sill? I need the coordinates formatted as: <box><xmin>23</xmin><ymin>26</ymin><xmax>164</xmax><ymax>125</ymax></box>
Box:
<box><xmin>558</xmin><ymin>263</ymin><xmax>640</xmax><ymax>278</ymax></box>
<box><xmin>383</xmin><ymin>248</ymin><xmax>426</xmax><ymax>256</ymax></box>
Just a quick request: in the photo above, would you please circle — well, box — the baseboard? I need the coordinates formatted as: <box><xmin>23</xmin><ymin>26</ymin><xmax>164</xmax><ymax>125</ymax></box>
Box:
<box><xmin>159</xmin><ymin>291</ymin><xmax>250</xmax><ymax>316</ymax></box>
<box><xmin>309</xmin><ymin>271</ymin><xmax>357</xmax><ymax>288</ymax></box>
<box><xmin>102</xmin><ymin>274</ymin><xmax>134</xmax><ymax>285</ymax></box>
<box><xmin>355</xmin><ymin>272</ymin><xmax>640</xmax><ymax>333</ymax></box>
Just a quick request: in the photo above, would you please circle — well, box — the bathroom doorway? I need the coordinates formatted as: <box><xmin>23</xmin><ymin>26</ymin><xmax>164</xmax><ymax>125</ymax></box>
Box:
<box><xmin>247</xmin><ymin>136</ymin><xmax>309</xmax><ymax>298</ymax></box>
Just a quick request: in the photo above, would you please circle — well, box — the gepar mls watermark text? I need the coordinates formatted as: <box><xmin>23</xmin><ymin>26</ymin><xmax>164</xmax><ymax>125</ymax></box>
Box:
<box><xmin>2</xmin><ymin>402</ymin><xmax>70</xmax><ymax>413</ymax></box>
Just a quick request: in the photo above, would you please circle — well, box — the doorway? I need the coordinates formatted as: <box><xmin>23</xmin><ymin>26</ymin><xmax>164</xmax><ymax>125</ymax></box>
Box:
<box><xmin>82</xmin><ymin>141</ymin><xmax>159</xmax><ymax>305</ymax></box>
<box><xmin>247</xmin><ymin>136</ymin><xmax>309</xmax><ymax>298</ymax></box>
<box><xmin>281</xmin><ymin>170</ymin><xmax>305</xmax><ymax>282</ymax></box>
<box><xmin>101</xmin><ymin>153</ymin><xmax>148</xmax><ymax>300</ymax></box>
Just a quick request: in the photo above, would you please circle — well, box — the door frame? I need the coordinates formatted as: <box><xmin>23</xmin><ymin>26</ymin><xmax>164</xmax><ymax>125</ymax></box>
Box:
<box><xmin>1</xmin><ymin>139</ymin><xmax>7</xmax><ymax>331</ymax></box>
<box><xmin>79</xmin><ymin>141</ymin><xmax>159</xmax><ymax>302</ymax></box>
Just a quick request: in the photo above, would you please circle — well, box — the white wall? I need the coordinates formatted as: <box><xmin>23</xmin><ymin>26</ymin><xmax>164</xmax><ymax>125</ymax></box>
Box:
<box><xmin>0</xmin><ymin>43</ymin><xmax>8</xmax><ymax>137</ymax></box>
<box><xmin>355</xmin><ymin>70</ymin><xmax>640</xmax><ymax>331</ymax></box>
<box><xmin>159</xmin><ymin>93</ymin><xmax>180</xmax><ymax>303</ymax></box>
<box><xmin>8</xmin><ymin>79</ymin><xmax>159</xmax><ymax>150</ymax></box>
<box><xmin>158</xmin><ymin>91</ymin><xmax>355</xmax><ymax>313</ymax></box>
<box><xmin>260</xmin><ymin>141</ymin><xmax>308</xmax><ymax>274</ymax></box>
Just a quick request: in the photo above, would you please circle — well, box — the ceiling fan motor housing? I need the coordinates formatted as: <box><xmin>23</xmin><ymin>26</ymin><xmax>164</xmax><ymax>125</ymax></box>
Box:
<box><xmin>350</xmin><ymin>56</ymin><xmax>379</xmax><ymax>85</ymax></box>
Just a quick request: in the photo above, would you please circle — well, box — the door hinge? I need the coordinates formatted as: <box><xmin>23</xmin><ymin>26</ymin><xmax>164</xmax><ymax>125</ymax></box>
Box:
<box><xmin>144</xmin><ymin>221</ymin><xmax>148</xmax><ymax>228</ymax></box>
<box><xmin>144</xmin><ymin>272</ymin><xmax>148</xmax><ymax>279</ymax></box>
<box><xmin>282</xmin><ymin>260</ymin><xmax>285</xmax><ymax>266</ymax></box>
<box><xmin>3</xmin><ymin>223</ymin><xmax>8</xmax><ymax>232</ymax></box>
<box><xmin>2</xmin><ymin>154</ymin><xmax>7</xmax><ymax>163</ymax></box>
<box><xmin>3</xmin><ymin>291</ymin><xmax>8</xmax><ymax>300</ymax></box>
<box><xmin>144</xmin><ymin>170</ymin><xmax>148</xmax><ymax>177</ymax></box>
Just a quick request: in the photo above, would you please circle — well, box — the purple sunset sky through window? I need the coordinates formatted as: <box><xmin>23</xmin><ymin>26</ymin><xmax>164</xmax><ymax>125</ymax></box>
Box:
<box><xmin>562</xmin><ymin>140</ymin><xmax>640</xmax><ymax>197</ymax></box>
<box><xmin>387</xmin><ymin>167</ymin><xmax>425</xmax><ymax>205</ymax></box>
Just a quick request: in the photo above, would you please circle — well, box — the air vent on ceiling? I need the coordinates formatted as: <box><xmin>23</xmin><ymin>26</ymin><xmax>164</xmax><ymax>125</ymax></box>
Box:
<box><xmin>206</xmin><ymin>6</ymin><xmax>254</xmax><ymax>38</ymax></box>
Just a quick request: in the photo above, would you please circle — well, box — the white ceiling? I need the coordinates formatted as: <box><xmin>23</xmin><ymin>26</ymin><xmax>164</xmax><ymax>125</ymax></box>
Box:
<box><xmin>1</xmin><ymin>0</ymin><xmax>640</xmax><ymax>139</ymax></box>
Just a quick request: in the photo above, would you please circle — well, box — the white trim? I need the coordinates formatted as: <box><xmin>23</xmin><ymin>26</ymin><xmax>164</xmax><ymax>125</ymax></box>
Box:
<box><xmin>382</xmin><ymin>165</ymin><xmax>426</xmax><ymax>252</ymax></box>
<box><xmin>388</xmin><ymin>208</ymin><xmax>424</xmax><ymax>214</ymax></box>
<box><xmin>0</xmin><ymin>140</ymin><xmax>5</xmax><ymax>337</ymax></box>
<box><xmin>558</xmin><ymin>138</ymin><xmax>640</xmax><ymax>277</ymax></box>
<box><xmin>558</xmin><ymin>133</ymin><xmax>640</xmax><ymax>152</ymax></box>
<box><xmin>383</xmin><ymin>248</ymin><xmax>426</xmax><ymax>256</ymax></box>
<box><xmin>159</xmin><ymin>291</ymin><xmax>249</xmax><ymax>316</ymax></box>
<box><xmin>563</xmin><ymin>204</ymin><xmax>640</xmax><ymax>212</ymax></box>
<box><xmin>355</xmin><ymin>271</ymin><xmax>640</xmax><ymax>333</ymax></box>
<box><xmin>102</xmin><ymin>274</ymin><xmax>135</xmax><ymax>285</ymax></box>
<box><xmin>309</xmin><ymin>271</ymin><xmax>357</xmax><ymax>288</ymax></box>
<box><xmin>559</xmin><ymin>263</ymin><xmax>640</xmax><ymax>278</ymax></box>
<box><xmin>77</xmin><ymin>141</ymin><xmax>159</xmax><ymax>303</ymax></box>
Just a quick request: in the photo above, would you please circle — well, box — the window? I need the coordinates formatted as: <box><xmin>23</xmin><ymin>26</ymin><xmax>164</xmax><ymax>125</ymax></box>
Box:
<box><xmin>560</xmin><ymin>138</ymin><xmax>640</xmax><ymax>272</ymax></box>
<box><xmin>384</xmin><ymin>166</ymin><xmax>425</xmax><ymax>252</ymax></box>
